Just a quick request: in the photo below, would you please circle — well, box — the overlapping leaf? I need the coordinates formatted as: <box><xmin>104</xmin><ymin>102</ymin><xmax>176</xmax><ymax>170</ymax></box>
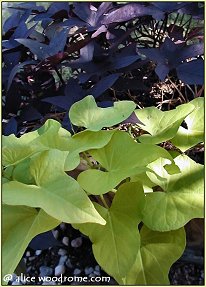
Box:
<box><xmin>78</xmin><ymin>131</ymin><xmax>173</xmax><ymax>195</ymax></box>
<box><xmin>2</xmin><ymin>205</ymin><xmax>60</xmax><ymax>283</ymax></box>
<box><xmin>142</xmin><ymin>155</ymin><xmax>204</xmax><ymax>231</ymax></box>
<box><xmin>2</xmin><ymin>119</ymin><xmax>71</xmax><ymax>167</ymax></box>
<box><xmin>69</xmin><ymin>95</ymin><xmax>136</xmax><ymax>131</ymax></box>
<box><xmin>176</xmin><ymin>59</ymin><xmax>204</xmax><ymax>85</ymax></box>
<box><xmin>122</xmin><ymin>226</ymin><xmax>186</xmax><ymax>285</ymax></box>
<box><xmin>73</xmin><ymin>182</ymin><xmax>145</xmax><ymax>280</ymax></box>
<box><xmin>3</xmin><ymin>150</ymin><xmax>105</xmax><ymax>225</ymax></box>
<box><xmin>171</xmin><ymin>97</ymin><xmax>204</xmax><ymax>151</ymax></box>
<box><xmin>139</xmin><ymin>38</ymin><xmax>204</xmax><ymax>80</ymax></box>
<box><xmin>135</xmin><ymin>102</ymin><xmax>195</xmax><ymax>144</ymax></box>
<box><xmin>65</xmin><ymin>129</ymin><xmax>115</xmax><ymax>171</ymax></box>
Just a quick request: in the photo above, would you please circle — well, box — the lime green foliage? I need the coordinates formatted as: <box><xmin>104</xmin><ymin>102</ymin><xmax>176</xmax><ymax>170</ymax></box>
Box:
<box><xmin>78</xmin><ymin>131</ymin><xmax>173</xmax><ymax>194</ymax></box>
<box><xmin>135</xmin><ymin>103</ymin><xmax>194</xmax><ymax>144</ymax></box>
<box><xmin>2</xmin><ymin>96</ymin><xmax>204</xmax><ymax>285</ymax></box>
<box><xmin>142</xmin><ymin>155</ymin><xmax>204</xmax><ymax>231</ymax></box>
<box><xmin>2</xmin><ymin>205</ymin><xmax>60</xmax><ymax>283</ymax></box>
<box><xmin>65</xmin><ymin>130</ymin><xmax>115</xmax><ymax>170</ymax></box>
<box><xmin>73</xmin><ymin>182</ymin><xmax>145</xmax><ymax>281</ymax></box>
<box><xmin>69</xmin><ymin>95</ymin><xmax>136</xmax><ymax>131</ymax></box>
<box><xmin>3</xmin><ymin>150</ymin><xmax>105</xmax><ymax>225</ymax></box>
<box><xmin>2</xmin><ymin>119</ymin><xmax>71</xmax><ymax>167</ymax></box>
<box><xmin>171</xmin><ymin>98</ymin><xmax>204</xmax><ymax>151</ymax></box>
<box><xmin>122</xmin><ymin>226</ymin><xmax>186</xmax><ymax>285</ymax></box>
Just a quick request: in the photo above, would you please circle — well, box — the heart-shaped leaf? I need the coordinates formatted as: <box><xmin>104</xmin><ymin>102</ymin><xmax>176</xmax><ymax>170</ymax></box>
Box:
<box><xmin>171</xmin><ymin>97</ymin><xmax>204</xmax><ymax>151</ymax></box>
<box><xmin>3</xmin><ymin>150</ymin><xmax>105</xmax><ymax>225</ymax></box>
<box><xmin>73</xmin><ymin>182</ymin><xmax>145</xmax><ymax>280</ymax></box>
<box><xmin>69</xmin><ymin>95</ymin><xmax>136</xmax><ymax>131</ymax></box>
<box><xmin>78</xmin><ymin>131</ymin><xmax>173</xmax><ymax>194</ymax></box>
<box><xmin>122</xmin><ymin>226</ymin><xmax>186</xmax><ymax>285</ymax></box>
<box><xmin>2</xmin><ymin>205</ymin><xmax>60</xmax><ymax>281</ymax></box>
<box><xmin>142</xmin><ymin>155</ymin><xmax>204</xmax><ymax>231</ymax></box>
<box><xmin>135</xmin><ymin>103</ymin><xmax>195</xmax><ymax>144</ymax></box>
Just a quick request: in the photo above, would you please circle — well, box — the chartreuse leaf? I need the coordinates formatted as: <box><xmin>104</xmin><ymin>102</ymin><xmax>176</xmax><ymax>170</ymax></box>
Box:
<box><xmin>122</xmin><ymin>226</ymin><xmax>186</xmax><ymax>285</ymax></box>
<box><xmin>2</xmin><ymin>119</ymin><xmax>71</xmax><ymax>167</ymax></box>
<box><xmin>69</xmin><ymin>95</ymin><xmax>136</xmax><ymax>131</ymax></box>
<box><xmin>73</xmin><ymin>182</ymin><xmax>145</xmax><ymax>281</ymax></box>
<box><xmin>2</xmin><ymin>205</ymin><xmax>60</xmax><ymax>284</ymax></box>
<box><xmin>30</xmin><ymin>119</ymin><xmax>71</xmax><ymax>150</ymax></box>
<box><xmin>171</xmin><ymin>98</ymin><xmax>204</xmax><ymax>151</ymax></box>
<box><xmin>65</xmin><ymin>130</ymin><xmax>115</xmax><ymax>170</ymax></box>
<box><xmin>142</xmin><ymin>155</ymin><xmax>204</xmax><ymax>231</ymax></box>
<box><xmin>135</xmin><ymin>103</ymin><xmax>194</xmax><ymax>144</ymax></box>
<box><xmin>3</xmin><ymin>150</ymin><xmax>105</xmax><ymax>225</ymax></box>
<box><xmin>2</xmin><ymin>134</ymin><xmax>39</xmax><ymax>167</ymax></box>
<box><xmin>78</xmin><ymin>131</ymin><xmax>173</xmax><ymax>195</ymax></box>
<box><xmin>12</xmin><ymin>158</ymin><xmax>34</xmax><ymax>184</ymax></box>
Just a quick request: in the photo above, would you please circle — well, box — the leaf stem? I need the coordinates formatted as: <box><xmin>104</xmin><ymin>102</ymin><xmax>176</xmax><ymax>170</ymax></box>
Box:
<box><xmin>100</xmin><ymin>194</ymin><xmax>109</xmax><ymax>209</ymax></box>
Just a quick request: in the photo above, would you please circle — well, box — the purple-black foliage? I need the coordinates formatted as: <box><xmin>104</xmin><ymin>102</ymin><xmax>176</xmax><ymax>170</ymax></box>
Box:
<box><xmin>2</xmin><ymin>1</ymin><xmax>204</xmax><ymax>135</ymax></box>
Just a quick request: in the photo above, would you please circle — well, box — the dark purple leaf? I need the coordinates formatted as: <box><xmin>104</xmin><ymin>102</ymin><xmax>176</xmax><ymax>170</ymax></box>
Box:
<box><xmin>3</xmin><ymin>51</ymin><xmax>21</xmax><ymax>84</ymax></box>
<box><xmin>95</xmin><ymin>2</ymin><xmax>113</xmax><ymax>21</ymax></box>
<box><xmin>3</xmin><ymin>7</ymin><xmax>32</xmax><ymax>33</ymax></box>
<box><xmin>43</xmin><ymin>78</ymin><xmax>85</xmax><ymax>110</ymax></box>
<box><xmin>73</xmin><ymin>2</ymin><xmax>96</xmax><ymax>26</ymax></box>
<box><xmin>3</xmin><ymin>22</ymin><xmax>38</xmax><ymax>50</ymax></box>
<box><xmin>3</xmin><ymin>11</ymin><xmax>21</xmax><ymax>33</ymax></box>
<box><xmin>62</xmin><ymin>112</ymin><xmax>77</xmax><ymax>132</ymax></box>
<box><xmin>29</xmin><ymin>231</ymin><xmax>62</xmax><ymax>250</ymax></box>
<box><xmin>178</xmin><ymin>43</ymin><xmax>204</xmax><ymax>62</ymax></box>
<box><xmin>7</xmin><ymin>2</ymin><xmax>45</xmax><ymax>12</ymax></box>
<box><xmin>79</xmin><ymin>42</ymin><xmax>94</xmax><ymax>62</ymax></box>
<box><xmin>176</xmin><ymin>59</ymin><xmax>204</xmax><ymax>85</ymax></box>
<box><xmin>60</xmin><ymin>18</ymin><xmax>88</xmax><ymax>29</ymax></box>
<box><xmin>97</xmin><ymin>101</ymin><xmax>114</xmax><ymax>108</ymax></box>
<box><xmin>30</xmin><ymin>13</ymin><xmax>53</xmax><ymax>22</ymax></box>
<box><xmin>155</xmin><ymin>63</ymin><xmax>170</xmax><ymax>81</ymax></box>
<box><xmin>102</xmin><ymin>3</ymin><xmax>164</xmax><ymax>24</ymax></box>
<box><xmin>49</xmin><ymin>27</ymin><xmax>69</xmax><ymax>54</ymax></box>
<box><xmin>16</xmin><ymin>39</ymin><xmax>49</xmax><ymax>60</ymax></box>
<box><xmin>89</xmin><ymin>74</ymin><xmax>120</xmax><ymax>98</ymax></box>
<box><xmin>29</xmin><ymin>30</ymin><xmax>45</xmax><ymax>42</ymax></box>
<box><xmin>92</xmin><ymin>25</ymin><xmax>107</xmax><ymax>38</ymax></box>
<box><xmin>7</xmin><ymin>60</ymin><xmax>37</xmax><ymax>90</ymax></box>
<box><xmin>113</xmin><ymin>55</ymin><xmax>140</xmax><ymax>70</ymax></box>
<box><xmin>122</xmin><ymin>112</ymin><xmax>145</xmax><ymax>125</ymax></box>
<box><xmin>42</xmin><ymin>96</ymin><xmax>70</xmax><ymax>110</ymax></box>
<box><xmin>78</xmin><ymin>73</ymin><xmax>91</xmax><ymax>84</ymax></box>
<box><xmin>19</xmin><ymin>106</ymin><xmax>42</xmax><ymax>122</ymax></box>
<box><xmin>139</xmin><ymin>38</ymin><xmax>202</xmax><ymax>80</ymax></box>
<box><xmin>48</xmin><ymin>2</ymin><xmax>69</xmax><ymax>15</ymax></box>
<box><xmin>3</xmin><ymin>118</ymin><xmax>18</xmax><ymax>136</ymax></box>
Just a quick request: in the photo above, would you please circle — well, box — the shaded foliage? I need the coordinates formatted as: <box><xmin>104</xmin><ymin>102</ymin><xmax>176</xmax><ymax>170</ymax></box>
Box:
<box><xmin>2</xmin><ymin>2</ymin><xmax>204</xmax><ymax>135</ymax></box>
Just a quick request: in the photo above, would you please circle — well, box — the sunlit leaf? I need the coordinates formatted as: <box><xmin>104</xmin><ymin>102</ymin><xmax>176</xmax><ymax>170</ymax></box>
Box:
<box><xmin>171</xmin><ymin>97</ymin><xmax>204</xmax><ymax>151</ymax></box>
<box><xmin>78</xmin><ymin>131</ymin><xmax>173</xmax><ymax>194</ymax></box>
<box><xmin>122</xmin><ymin>226</ymin><xmax>186</xmax><ymax>285</ymax></box>
<box><xmin>3</xmin><ymin>150</ymin><xmax>105</xmax><ymax>225</ymax></box>
<box><xmin>142</xmin><ymin>155</ymin><xmax>204</xmax><ymax>231</ymax></box>
<box><xmin>73</xmin><ymin>182</ymin><xmax>145</xmax><ymax>280</ymax></box>
<box><xmin>135</xmin><ymin>103</ymin><xmax>195</xmax><ymax>144</ymax></box>
<box><xmin>69</xmin><ymin>95</ymin><xmax>136</xmax><ymax>131</ymax></box>
<box><xmin>2</xmin><ymin>205</ymin><xmax>60</xmax><ymax>282</ymax></box>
